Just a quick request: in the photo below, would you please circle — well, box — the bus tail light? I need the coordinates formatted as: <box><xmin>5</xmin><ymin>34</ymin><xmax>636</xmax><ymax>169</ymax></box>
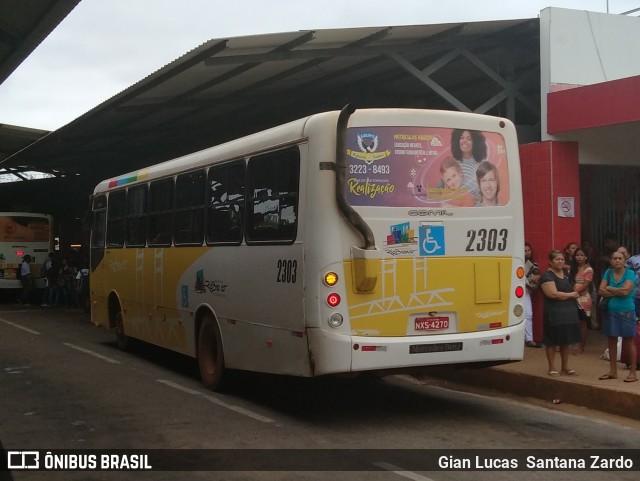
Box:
<box><xmin>516</xmin><ymin>266</ymin><xmax>525</xmax><ymax>279</ymax></box>
<box><xmin>515</xmin><ymin>286</ymin><xmax>524</xmax><ymax>298</ymax></box>
<box><xmin>327</xmin><ymin>293</ymin><xmax>341</xmax><ymax>307</ymax></box>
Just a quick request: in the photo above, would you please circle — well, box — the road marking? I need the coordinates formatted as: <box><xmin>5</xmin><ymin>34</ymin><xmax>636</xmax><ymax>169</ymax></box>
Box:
<box><xmin>373</xmin><ymin>462</ymin><xmax>435</xmax><ymax>481</ymax></box>
<box><xmin>63</xmin><ymin>343</ymin><xmax>121</xmax><ymax>364</ymax></box>
<box><xmin>157</xmin><ymin>379</ymin><xmax>275</xmax><ymax>423</ymax></box>
<box><xmin>202</xmin><ymin>393</ymin><xmax>276</xmax><ymax>423</ymax></box>
<box><xmin>0</xmin><ymin>318</ymin><xmax>40</xmax><ymax>334</ymax></box>
<box><xmin>157</xmin><ymin>379</ymin><xmax>202</xmax><ymax>395</ymax></box>
<box><xmin>5</xmin><ymin>366</ymin><xmax>31</xmax><ymax>374</ymax></box>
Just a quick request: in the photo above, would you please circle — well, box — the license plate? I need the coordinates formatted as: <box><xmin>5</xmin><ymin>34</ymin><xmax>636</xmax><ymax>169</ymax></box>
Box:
<box><xmin>414</xmin><ymin>316</ymin><xmax>449</xmax><ymax>331</ymax></box>
<box><xmin>410</xmin><ymin>342</ymin><xmax>462</xmax><ymax>354</ymax></box>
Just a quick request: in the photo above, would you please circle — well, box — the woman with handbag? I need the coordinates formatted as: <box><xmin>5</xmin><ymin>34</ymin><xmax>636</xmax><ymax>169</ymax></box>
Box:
<box><xmin>570</xmin><ymin>247</ymin><xmax>594</xmax><ymax>354</ymax></box>
<box><xmin>597</xmin><ymin>251</ymin><xmax>637</xmax><ymax>382</ymax></box>
<box><xmin>524</xmin><ymin>243</ymin><xmax>542</xmax><ymax>348</ymax></box>
<box><xmin>539</xmin><ymin>250</ymin><xmax>581</xmax><ymax>376</ymax></box>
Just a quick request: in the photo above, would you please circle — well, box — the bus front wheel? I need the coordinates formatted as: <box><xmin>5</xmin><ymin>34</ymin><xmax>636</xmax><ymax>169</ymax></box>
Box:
<box><xmin>197</xmin><ymin>314</ymin><xmax>227</xmax><ymax>391</ymax></box>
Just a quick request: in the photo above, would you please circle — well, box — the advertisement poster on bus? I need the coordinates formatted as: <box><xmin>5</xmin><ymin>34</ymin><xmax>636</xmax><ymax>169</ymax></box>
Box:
<box><xmin>345</xmin><ymin>126</ymin><xmax>510</xmax><ymax>209</ymax></box>
<box><xmin>0</xmin><ymin>215</ymin><xmax>50</xmax><ymax>243</ymax></box>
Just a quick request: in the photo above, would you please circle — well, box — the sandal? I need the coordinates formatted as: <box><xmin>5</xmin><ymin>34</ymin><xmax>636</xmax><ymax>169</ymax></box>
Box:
<box><xmin>561</xmin><ymin>369</ymin><xmax>578</xmax><ymax>376</ymax></box>
<box><xmin>598</xmin><ymin>374</ymin><xmax>617</xmax><ymax>380</ymax></box>
<box><xmin>548</xmin><ymin>370</ymin><xmax>559</xmax><ymax>376</ymax></box>
<box><xmin>624</xmin><ymin>376</ymin><xmax>638</xmax><ymax>383</ymax></box>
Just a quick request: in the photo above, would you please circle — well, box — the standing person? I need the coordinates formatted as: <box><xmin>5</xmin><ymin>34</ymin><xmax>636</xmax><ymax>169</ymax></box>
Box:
<box><xmin>475</xmin><ymin>161</ymin><xmax>501</xmax><ymax>207</ymax></box>
<box><xmin>599</xmin><ymin>232</ymin><xmax>620</xmax><ymax>277</ymax></box>
<box><xmin>46</xmin><ymin>255</ymin><xmax>61</xmax><ymax>307</ymax></box>
<box><xmin>617</xmin><ymin>245</ymin><xmax>631</xmax><ymax>265</ymax></box>
<box><xmin>626</xmin><ymin>251</ymin><xmax>640</xmax><ymax>320</ymax></box>
<box><xmin>524</xmin><ymin>242</ymin><xmax>542</xmax><ymax>348</ymax></box>
<box><xmin>539</xmin><ymin>250</ymin><xmax>581</xmax><ymax>376</ymax></box>
<box><xmin>40</xmin><ymin>252</ymin><xmax>54</xmax><ymax>307</ymax></box>
<box><xmin>17</xmin><ymin>255</ymin><xmax>33</xmax><ymax>305</ymax></box>
<box><xmin>563</xmin><ymin>242</ymin><xmax>578</xmax><ymax>273</ymax></box>
<box><xmin>59</xmin><ymin>258</ymin><xmax>75</xmax><ymax>305</ymax></box>
<box><xmin>598</xmin><ymin>251</ymin><xmax>637</xmax><ymax>382</ymax></box>
<box><xmin>448</xmin><ymin>129</ymin><xmax>488</xmax><ymax>202</ymax></box>
<box><xmin>76</xmin><ymin>261</ymin><xmax>90</xmax><ymax>313</ymax></box>
<box><xmin>570</xmin><ymin>247</ymin><xmax>594</xmax><ymax>354</ymax></box>
<box><xmin>582</xmin><ymin>239</ymin><xmax>601</xmax><ymax>323</ymax></box>
<box><xmin>582</xmin><ymin>239</ymin><xmax>598</xmax><ymax>268</ymax></box>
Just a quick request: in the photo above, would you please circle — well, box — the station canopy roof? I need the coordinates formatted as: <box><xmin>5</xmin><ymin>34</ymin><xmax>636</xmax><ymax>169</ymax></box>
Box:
<box><xmin>1</xmin><ymin>17</ymin><xmax>541</xmax><ymax>190</ymax></box>
<box><xmin>0</xmin><ymin>0</ymin><xmax>80</xmax><ymax>181</ymax></box>
<box><xmin>0</xmin><ymin>0</ymin><xmax>81</xmax><ymax>85</ymax></box>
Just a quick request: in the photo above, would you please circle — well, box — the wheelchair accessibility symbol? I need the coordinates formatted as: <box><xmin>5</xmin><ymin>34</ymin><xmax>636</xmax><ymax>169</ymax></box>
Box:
<box><xmin>419</xmin><ymin>225</ymin><xmax>445</xmax><ymax>256</ymax></box>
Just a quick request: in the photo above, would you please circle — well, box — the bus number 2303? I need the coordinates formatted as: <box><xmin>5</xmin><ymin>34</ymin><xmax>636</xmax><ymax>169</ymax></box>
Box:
<box><xmin>276</xmin><ymin>259</ymin><xmax>298</xmax><ymax>283</ymax></box>
<box><xmin>465</xmin><ymin>228</ymin><xmax>508</xmax><ymax>252</ymax></box>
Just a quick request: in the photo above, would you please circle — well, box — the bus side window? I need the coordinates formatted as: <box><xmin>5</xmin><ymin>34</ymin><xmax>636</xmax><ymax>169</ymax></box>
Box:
<box><xmin>91</xmin><ymin>195</ymin><xmax>107</xmax><ymax>270</ymax></box>
<box><xmin>126</xmin><ymin>184</ymin><xmax>147</xmax><ymax>247</ymax></box>
<box><xmin>206</xmin><ymin>160</ymin><xmax>245</xmax><ymax>245</ymax></box>
<box><xmin>246</xmin><ymin>147</ymin><xmax>300</xmax><ymax>244</ymax></box>
<box><xmin>148</xmin><ymin>178</ymin><xmax>174</xmax><ymax>247</ymax></box>
<box><xmin>106</xmin><ymin>190</ymin><xmax>126</xmax><ymax>248</ymax></box>
<box><xmin>174</xmin><ymin>170</ymin><xmax>205</xmax><ymax>246</ymax></box>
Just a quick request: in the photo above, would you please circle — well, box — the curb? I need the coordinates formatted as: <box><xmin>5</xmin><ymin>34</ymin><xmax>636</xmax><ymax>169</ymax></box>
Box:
<box><xmin>422</xmin><ymin>365</ymin><xmax>640</xmax><ymax>421</ymax></box>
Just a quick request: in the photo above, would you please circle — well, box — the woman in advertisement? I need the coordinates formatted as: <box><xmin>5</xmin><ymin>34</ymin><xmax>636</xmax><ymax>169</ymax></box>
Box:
<box><xmin>449</xmin><ymin>129</ymin><xmax>488</xmax><ymax>202</ymax></box>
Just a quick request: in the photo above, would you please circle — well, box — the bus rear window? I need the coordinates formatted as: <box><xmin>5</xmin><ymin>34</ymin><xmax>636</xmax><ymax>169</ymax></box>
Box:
<box><xmin>345</xmin><ymin>127</ymin><xmax>509</xmax><ymax>208</ymax></box>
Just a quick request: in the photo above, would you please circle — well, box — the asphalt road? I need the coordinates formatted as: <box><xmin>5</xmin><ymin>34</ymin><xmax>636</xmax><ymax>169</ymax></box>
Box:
<box><xmin>1</xmin><ymin>303</ymin><xmax>640</xmax><ymax>481</ymax></box>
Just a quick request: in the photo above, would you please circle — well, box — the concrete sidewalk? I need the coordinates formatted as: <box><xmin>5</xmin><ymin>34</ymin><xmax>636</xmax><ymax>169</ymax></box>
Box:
<box><xmin>418</xmin><ymin>329</ymin><xmax>640</xmax><ymax>420</ymax></box>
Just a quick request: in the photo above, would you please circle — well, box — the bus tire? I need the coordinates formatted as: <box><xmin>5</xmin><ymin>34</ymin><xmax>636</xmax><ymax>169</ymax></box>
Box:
<box><xmin>114</xmin><ymin>307</ymin><xmax>131</xmax><ymax>352</ymax></box>
<box><xmin>197</xmin><ymin>314</ymin><xmax>227</xmax><ymax>391</ymax></box>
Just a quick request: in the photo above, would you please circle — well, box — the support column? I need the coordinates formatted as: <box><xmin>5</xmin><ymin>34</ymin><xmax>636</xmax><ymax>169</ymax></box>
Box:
<box><xmin>519</xmin><ymin>140</ymin><xmax>581</xmax><ymax>342</ymax></box>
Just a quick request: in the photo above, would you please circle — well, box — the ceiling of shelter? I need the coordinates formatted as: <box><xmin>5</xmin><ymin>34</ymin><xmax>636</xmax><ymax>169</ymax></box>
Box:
<box><xmin>0</xmin><ymin>0</ymin><xmax>81</xmax><ymax>85</ymax></box>
<box><xmin>1</xmin><ymin>17</ymin><xmax>541</xmax><ymax>195</ymax></box>
<box><xmin>0</xmin><ymin>123</ymin><xmax>47</xmax><ymax>174</ymax></box>
<box><xmin>0</xmin><ymin>0</ymin><xmax>80</xmax><ymax>181</ymax></box>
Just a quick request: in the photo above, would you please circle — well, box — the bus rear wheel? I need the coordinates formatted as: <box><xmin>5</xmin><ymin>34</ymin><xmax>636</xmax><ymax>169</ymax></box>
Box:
<box><xmin>197</xmin><ymin>314</ymin><xmax>227</xmax><ymax>391</ymax></box>
<box><xmin>114</xmin><ymin>308</ymin><xmax>131</xmax><ymax>351</ymax></box>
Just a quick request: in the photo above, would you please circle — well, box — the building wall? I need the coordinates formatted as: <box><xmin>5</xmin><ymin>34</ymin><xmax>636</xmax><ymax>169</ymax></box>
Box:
<box><xmin>519</xmin><ymin>140</ymin><xmax>581</xmax><ymax>341</ymax></box>
<box><xmin>540</xmin><ymin>7</ymin><xmax>640</xmax><ymax>142</ymax></box>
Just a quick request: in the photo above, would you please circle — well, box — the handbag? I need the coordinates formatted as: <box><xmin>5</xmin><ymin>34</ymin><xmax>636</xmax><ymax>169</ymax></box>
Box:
<box><xmin>597</xmin><ymin>296</ymin><xmax>609</xmax><ymax>311</ymax></box>
<box><xmin>597</xmin><ymin>270</ymin><xmax>612</xmax><ymax>311</ymax></box>
<box><xmin>576</xmin><ymin>299</ymin><xmax>588</xmax><ymax>321</ymax></box>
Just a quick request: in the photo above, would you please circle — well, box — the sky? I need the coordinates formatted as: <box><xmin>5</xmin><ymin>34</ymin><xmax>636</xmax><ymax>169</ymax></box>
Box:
<box><xmin>0</xmin><ymin>0</ymin><xmax>638</xmax><ymax>131</ymax></box>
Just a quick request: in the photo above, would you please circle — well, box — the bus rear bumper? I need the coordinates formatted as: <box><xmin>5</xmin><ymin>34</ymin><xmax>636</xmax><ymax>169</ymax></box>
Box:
<box><xmin>307</xmin><ymin>325</ymin><xmax>525</xmax><ymax>376</ymax></box>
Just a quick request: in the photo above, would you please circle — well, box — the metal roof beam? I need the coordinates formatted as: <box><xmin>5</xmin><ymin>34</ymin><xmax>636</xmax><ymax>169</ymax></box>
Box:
<box><xmin>110</xmin><ymin>39</ymin><xmax>230</xmax><ymax>106</ymax></box>
<box><xmin>387</xmin><ymin>49</ymin><xmax>470</xmax><ymax>112</ymax></box>
<box><xmin>173</xmin><ymin>31</ymin><xmax>316</xmax><ymax>102</ymax></box>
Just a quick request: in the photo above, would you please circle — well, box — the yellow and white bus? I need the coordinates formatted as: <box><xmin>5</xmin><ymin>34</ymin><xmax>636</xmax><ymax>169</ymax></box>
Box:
<box><xmin>0</xmin><ymin>212</ymin><xmax>53</xmax><ymax>289</ymax></box>
<box><xmin>90</xmin><ymin>106</ymin><xmax>526</xmax><ymax>390</ymax></box>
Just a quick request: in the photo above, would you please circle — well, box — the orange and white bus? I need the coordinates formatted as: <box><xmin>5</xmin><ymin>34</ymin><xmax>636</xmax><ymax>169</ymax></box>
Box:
<box><xmin>90</xmin><ymin>106</ymin><xmax>526</xmax><ymax>390</ymax></box>
<box><xmin>0</xmin><ymin>212</ymin><xmax>53</xmax><ymax>289</ymax></box>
